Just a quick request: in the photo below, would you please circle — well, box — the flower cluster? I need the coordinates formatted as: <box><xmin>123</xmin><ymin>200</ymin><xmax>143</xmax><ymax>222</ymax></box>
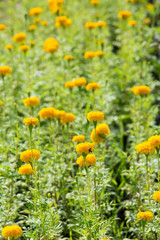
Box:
<box><xmin>72</xmin><ymin>135</ymin><xmax>85</xmax><ymax>143</ymax></box>
<box><xmin>137</xmin><ymin>211</ymin><xmax>153</xmax><ymax>221</ymax></box>
<box><xmin>135</xmin><ymin>141</ymin><xmax>155</xmax><ymax>155</ymax></box>
<box><xmin>76</xmin><ymin>153</ymin><xmax>96</xmax><ymax>167</ymax></box>
<box><xmin>44</xmin><ymin>38</ymin><xmax>59</xmax><ymax>53</ymax></box>
<box><xmin>49</xmin><ymin>0</ymin><xmax>64</xmax><ymax>14</ymax></box>
<box><xmin>55</xmin><ymin>16</ymin><xmax>72</xmax><ymax>28</ymax></box>
<box><xmin>131</xmin><ymin>85</ymin><xmax>151</xmax><ymax>95</ymax></box>
<box><xmin>24</xmin><ymin>97</ymin><xmax>40</xmax><ymax>107</ymax></box>
<box><xmin>91</xmin><ymin>123</ymin><xmax>110</xmax><ymax>143</ymax></box>
<box><xmin>20</xmin><ymin>149</ymin><xmax>40</xmax><ymax>163</ymax></box>
<box><xmin>118</xmin><ymin>11</ymin><xmax>131</xmax><ymax>20</ymax></box>
<box><xmin>76</xmin><ymin>142</ymin><xmax>95</xmax><ymax>154</ymax></box>
<box><xmin>18</xmin><ymin>164</ymin><xmax>33</xmax><ymax>175</ymax></box>
<box><xmin>23</xmin><ymin>118</ymin><xmax>39</xmax><ymax>127</ymax></box>
<box><xmin>87</xmin><ymin>111</ymin><xmax>104</xmax><ymax>122</ymax></box>
<box><xmin>2</xmin><ymin>225</ymin><xmax>23</xmax><ymax>239</ymax></box>
<box><xmin>85</xmin><ymin>21</ymin><xmax>106</xmax><ymax>29</ymax></box>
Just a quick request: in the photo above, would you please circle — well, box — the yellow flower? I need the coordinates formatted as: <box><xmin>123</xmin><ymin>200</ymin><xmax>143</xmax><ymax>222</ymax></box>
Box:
<box><xmin>118</xmin><ymin>11</ymin><xmax>131</xmax><ymax>20</ymax></box>
<box><xmin>5</xmin><ymin>45</ymin><xmax>13</xmax><ymax>50</ymax></box>
<box><xmin>0</xmin><ymin>100</ymin><xmax>2</xmax><ymax>107</ymax></box>
<box><xmin>64</xmin><ymin>55</ymin><xmax>74</xmax><ymax>60</ymax></box>
<box><xmin>84</xmin><ymin>51</ymin><xmax>96</xmax><ymax>59</ymax></box>
<box><xmin>87</xmin><ymin>111</ymin><xmax>104</xmax><ymax>122</ymax></box>
<box><xmin>60</xmin><ymin>113</ymin><xmax>75</xmax><ymax>124</ymax></box>
<box><xmin>90</xmin><ymin>0</ymin><xmax>99</xmax><ymax>5</ymax></box>
<box><xmin>29</xmin><ymin>41</ymin><xmax>36</xmax><ymax>46</ymax></box>
<box><xmin>95</xmin><ymin>51</ymin><xmax>105</xmax><ymax>57</ymax></box>
<box><xmin>85</xmin><ymin>22</ymin><xmax>97</xmax><ymax>29</ymax></box>
<box><xmin>24</xmin><ymin>97</ymin><xmax>40</xmax><ymax>107</ymax></box>
<box><xmin>0</xmin><ymin>24</ymin><xmax>6</xmax><ymax>30</ymax></box>
<box><xmin>39</xmin><ymin>107</ymin><xmax>56</xmax><ymax>119</ymax></box>
<box><xmin>127</xmin><ymin>0</ymin><xmax>140</xmax><ymax>2</ymax></box>
<box><xmin>96</xmin><ymin>21</ymin><xmax>107</xmax><ymax>27</ymax></box>
<box><xmin>73</xmin><ymin>77</ymin><xmax>87</xmax><ymax>87</ymax></box>
<box><xmin>98</xmin><ymin>40</ymin><xmax>105</xmax><ymax>45</ymax></box>
<box><xmin>86</xmin><ymin>82</ymin><xmax>100</xmax><ymax>91</ymax></box>
<box><xmin>137</xmin><ymin>211</ymin><xmax>153</xmax><ymax>221</ymax></box>
<box><xmin>20</xmin><ymin>149</ymin><xmax>40</xmax><ymax>163</ymax></box>
<box><xmin>33</xmin><ymin>18</ymin><xmax>41</xmax><ymax>23</ymax></box>
<box><xmin>153</xmin><ymin>191</ymin><xmax>160</xmax><ymax>203</ymax></box>
<box><xmin>144</xmin><ymin>18</ymin><xmax>151</xmax><ymax>24</ymax></box>
<box><xmin>28</xmin><ymin>25</ymin><xmax>37</xmax><ymax>31</ymax></box>
<box><xmin>65</xmin><ymin>81</ymin><xmax>75</xmax><ymax>88</ymax></box>
<box><xmin>18</xmin><ymin>164</ymin><xmax>33</xmax><ymax>175</ymax></box>
<box><xmin>41</xmin><ymin>20</ymin><xmax>49</xmax><ymax>26</ymax></box>
<box><xmin>135</xmin><ymin>141</ymin><xmax>155</xmax><ymax>155</ymax></box>
<box><xmin>13</xmin><ymin>33</ymin><xmax>26</xmax><ymax>43</ymax></box>
<box><xmin>55</xmin><ymin>110</ymin><xmax>66</xmax><ymax>119</ymax></box>
<box><xmin>44</xmin><ymin>38</ymin><xmax>59</xmax><ymax>53</ymax></box>
<box><xmin>29</xmin><ymin>7</ymin><xmax>42</xmax><ymax>16</ymax></box>
<box><xmin>2</xmin><ymin>225</ymin><xmax>23</xmax><ymax>239</ymax></box>
<box><xmin>76</xmin><ymin>142</ymin><xmax>95</xmax><ymax>154</ymax></box>
<box><xmin>148</xmin><ymin>135</ymin><xmax>160</xmax><ymax>149</ymax></box>
<box><xmin>72</xmin><ymin>135</ymin><xmax>85</xmax><ymax>143</ymax></box>
<box><xmin>19</xmin><ymin>45</ymin><xmax>30</xmax><ymax>52</ymax></box>
<box><xmin>146</xmin><ymin>4</ymin><xmax>154</xmax><ymax>10</ymax></box>
<box><xmin>131</xmin><ymin>85</ymin><xmax>151</xmax><ymax>95</ymax></box>
<box><xmin>49</xmin><ymin>0</ymin><xmax>64</xmax><ymax>14</ymax></box>
<box><xmin>55</xmin><ymin>16</ymin><xmax>72</xmax><ymax>28</ymax></box>
<box><xmin>128</xmin><ymin>20</ymin><xmax>137</xmax><ymax>26</ymax></box>
<box><xmin>76</xmin><ymin>153</ymin><xmax>96</xmax><ymax>167</ymax></box>
<box><xmin>91</xmin><ymin>123</ymin><xmax>110</xmax><ymax>143</ymax></box>
<box><xmin>0</xmin><ymin>66</ymin><xmax>11</xmax><ymax>76</ymax></box>
<box><xmin>23</xmin><ymin>118</ymin><xmax>39</xmax><ymax>127</ymax></box>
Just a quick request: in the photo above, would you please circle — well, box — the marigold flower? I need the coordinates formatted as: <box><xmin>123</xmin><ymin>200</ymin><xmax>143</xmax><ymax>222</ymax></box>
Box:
<box><xmin>23</xmin><ymin>118</ymin><xmax>39</xmax><ymax>126</ymax></box>
<box><xmin>127</xmin><ymin>0</ymin><xmax>140</xmax><ymax>2</ymax></box>
<box><xmin>29</xmin><ymin>7</ymin><xmax>42</xmax><ymax>16</ymax></box>
<box><xmin>24</xmin><ymin>97</ymin><xmax>40</xmax><ymax>107</ymax></box>
<box><xmin>72</xmin><ymin>135</ymin><xmax>85</xmax><ymax>143</ymax></box>
<box><xmin>74</xmin><ymin>78</ymin><xmax>87</xmax><ymax>87</ymax></box>
<box><xmin>33</xmin><ymin>18</ymin><xmax>41</xmax><ymax>23</ymax></box>
<box><xmin>87</xmin><ymin>111</ymin><xmax>104</xmax><ymax>122</ymax></box>
<box><xmin>76</xmin><ymin>142</ymin><xmax>95</xmax><ymax>154</ymax></box>
<box><xmin>29</xmin><ymin>41</ymin><xmax>36</xmax><ymax>46</ymax></box>
<box><xmin>13</xmin><ymin>33</ymin><xmax>26</xmax><ymax>43</ymax></box>
<box><xmin>98</xmin><ymin>40</ymin><xmax>105</xmax><ymax>45</ymax></box>
<box><xmin>128</xmin><ymin>20</ymin><xmax>137</xmax><ymax>26</ymax></box>
<box><xmin>95</xmin><ymin>51</ymin><xmax>105</xmax><ymax>57</ymax></box>
<box><xmin>18</xmin><ymin>164</ymin><xmax>33</xmax><ymax>175</ymax></box>
<box><xmin>64</xmin><ymin>55</ymin><xmax>74</xmax><ymax>60</ymax></box>
<box><xmin>85</xmin><ymin>22</ymin><xmax>97</xmax><ymax>29</ymax></box>
<box><xmin>137</xmin><ymin>211</ymin><xmax>153</xmax><ymax>221</ymax></box>
<box><xmin>118</xmin><ymin>11</ymin><xmax>131</xmax><ymax>20</ymax></box>
<box><xmin>90</xmin><ymin>0</ymin><xmax>99</xmax><ymax>5</ymax></box>
<box><xmin>86</xmin><ymin>82</ymin><xmax>100</xmax><ymax>91</ymax></box>
<box><xmin>84</xmin><ymin>51</ymin><xmax>96</xmax><ymax>59</ymax></box>
<box><xmin>153</xmin><ymin>191</ymin><xmax>160</xmax><ymax>203</ymax></box>
<box><xmin>60</xmin><ymin>113</ymin><xmax>75</xmax><ymax>124</ymax></box>
<box><xmin>91</xmin><ymin>123</ymin><xmax>110</xmax><ymax>143</ymax></box>
<box><xmin>55</xmin><ymin>16</ymin><xmax>72</xmax><ymax>28</ymax></box>
<box><xmin>5</xmin><ymin>45</ymin><xmax>13</xmax><ymax>50</ymax></box>
<box><xmin>0</xmin><ymin>100</ymin><xmax>2</xmax><ymax>107</ymax></box>
<box><xmin>135</xmin><ymin>141</ymin><xmax>155</xmax><ymax>155</ymax></box>
<box><xmin>131</xmin><ymin>86</ymin><xmax>151</xmax><ymax>95</ymax></box>
<box><xmin>0</xmin><ymin>66</ymin><xmax>11</xmax><ymax>76</ymax></box>
<box><xmin>19</xmin><ymin>45</ymin><xmax>30</xmax><ymax>52</ymax></box>
<box><xmin>55</xmin><ymin>109</ymin><xmax>66</xmax><ymax>119</ymax></box>
<box><xmin>0</xmin><ymin>24</ymin><xmax>6</xmax><ymax>30</ymax></box>
<box><xmin>39</xmin><ymin>107</ymin><xmax>56</xmax><ymax>119</ymax></box>
<box><xmin>2</xmin><ymin>225</ymin><xmax>23</xmax><ymax>239</ymax></box>
<box><xmin>144</xmin><ymin>18</ymin><xmax>151</xmax><ymax>24</ymax></box>
<box><xmin>148</xmin><ymin>135</ymin><xmax>160</xmax><ymax>149</ymax></box>
<box><xmin>76</xmin><ymin>154</ymin><xmax>96</xmax><ymax>167</ymax></box>
<box><xmin>65</xmin><ymin>81</ymin><xmax>75</xmax><ymax>88</ymax></box>
<box><xmin>49</xmin><ymin>0</ymin><xmax>64</xmax><ymax>14</ymax></box>
<box><xmin>146</xmin><ymin>3</ymin><xmax>154</xmax><ymax>10</ymax></box>
<box><xmin>96</xmin><ymin>21</ymin><xmax>107</xmax><ymax>27</ymax></box>
<box><xmin>28</xmin><ymin>25</ymin><xmax>37</xmax><ymax>31</ymax></box>
<box><xmin>41</xmin><ymin>20</ymin><xmax>49</xmax><ymax>26</ymax></box>
<box><xmin>20</xmin><ymin>149</ymin><xmax>40</xmax><ymax>163</ymax></box>
<box><xmin>44</xmin><ymin>38</ymin><xmax>59</xmax><ymax>53</ymax></box>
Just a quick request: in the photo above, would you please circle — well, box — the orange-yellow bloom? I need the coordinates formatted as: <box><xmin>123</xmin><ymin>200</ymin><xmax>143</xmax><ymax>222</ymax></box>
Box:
<box><xmin>86</xmin><ymin>82</ymin><xmax>100</xmax><ymax>91</ymax></box>
<box><xmin>87</xmin><ymin>111</ymin><xmax>104</xmax><ymax>122</ymax></box>
<box><xmin>91</xmin><ymin>123</ymin><xmax>110</xmax><ymax>143</ymax></box>
<box><xmin>96</xmin><ymin>21</ymin><xmax>107</xmax><ymax>27</ymax></box>
<box><xmin>148</xmin><ymin>135</ymin><xmax>160</xmax><ymax>149</ymax></box>
<box><xmin>41</xmin><ymin>20</ymin><xmax>49</xmax><ymax>26</ymax></box>
<box><xmin>135</xmin><ymin>141</ymin><xmax>155</xmax><ymax>155</ymax></box>
<box><xmin>90</xmin><ymin>0</ymin><xmax>99</xmax><ymax>5</ymax></box>
<box><xmin>76</xmin><ymin>142</ymin><xmax>95</xmax><ymax>154</ymax></box>
<box><xmin>131</xmin><ymin>86</ymin><xmax>151</xmax><ymax>95</ymax></box>
<box><xmin>137</xmin><ymin>211</ymin><xmax>153</xmax><ymax>221</ymax></box>
<box><xmin>55</xmin><ymin>16</ymin><xmax>72</xmax><ymax>28</ymax></box>
<box><xmin>2</xmin><ymin>225</ymin><xmax>23</xmax><ymax>239</ymax></box>
<box><xmin>85</xmin><ymin>22</ymin><xmax>97</xmax><ymax>29</ymax></box>
<box><xmin>5</xmin><ymin>45</ymin><xmax>13</xmax><ymax>50</ymax></box>
<box><xmin>128</xmin><ymin>20</ymin><xmax>137</xmax><ymax>26</ymax></box>
<box><xmin>39</xmin><ymin>107</ymin><xmax>56</xmax><ymax>119</ymax></box>
<box><xmin>118</xmin><ymin>11</ymin><xmax>131</xmax><ymax>20</ymax></box>
<box><xmin>84</xmin><ymin>51</ymin><xmax>96</xmax><ymax>59</ymax></box>
<box><xmin>18</xmin><ymin>164</ymin><xmax>33</xmax><ymax>175</ymax></box>
<box><xmin>76</xmin><ymin>154</ymin><xmax>96</xmax><ymax>167</ymax></box>
<box><xmin>49</xmin><ymin>0</ymin><xmax>64</xmax><ymax>14</ymax></box>
<box><xmin>44</xmin><ymin>38</ymin><xmax>59</xmax><ymax>53</ymax></box>
<box><xmin>64</xmin><ymin>55</ymin><xmax>74</xmax><ymax>60</ymax></box>
<box><xmin>23</xmin><ymin>118</ymin><xmax>39</xmax><ymax>126</ymax></box>
<box><xmin>0</xmin><ymin>24</ymin><xmax>6</xmax><ymax>30</ymax></box>
<box><xmin>24</xmin><ymin>97</ymin><xmax>40</xmax><ymax>107</ymax></box>
<box><xmin>65</xmin><ymin>81</ymin><xmax>75</xmax><ymax>88</ymax></box>
<box><xmin>60</xmin><ymin>113</ymin><xmax>75</xmax><ymax>124</ymax></box>
<box><xmin>29</xmin><ymin>7</ymin><xmax>42</xmax><ymax>16</ymax></box>
<box><xmin>72</xmin><ymin>135</ymin><xmax>85</xmax><ymax>143</ymax></box>
<box><xmin>28</xmin><ymin>25</ymin><xmax>37</xmax><ymax>31</ymax></box>
<box><xmin>13</xmin><ymin>33</ymin><xmax>26</xmax><ymax>43</ymax></box>
<box><xmin>19</xmin><ymin>45</ymin><xmax>30</xmax><ymax>52</ymax></box>
<box><xmin>0</xmin><ymin>66</ymin><xmax>11</xmax><ymax>76</ymax></box>
<box><xmin>74</xmin><ymin>78</ymin><xmax>87</xmax><ymax>87</ymax></box>
<box><xmin>153</xmin><ymin>191</ymin><xmax>160</xmax><ymax>203</ymax></box>
<box><xmin>20</xmin><ymin>149</ymin><xmax>40</xmax><ymax>163</ymax></box>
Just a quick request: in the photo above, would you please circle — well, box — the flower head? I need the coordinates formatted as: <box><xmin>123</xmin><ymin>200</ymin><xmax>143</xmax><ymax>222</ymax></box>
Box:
<box><xmin>24</xmin><ymin>97</ymin><xmax>40</xmax><ymax>107</ymax></box>
<box><xmin>44</xmin><ymin>38</ymin><xmax>59</xmax><ymax>53</ymax></box>
<box><xmin>13</xmin><ymin>33</ymin><xmax>26</xmax><ymax>43</ymax></box>
<box><xmin>153</xmin><ymin>191</ymin><xmax>160</xmax><ymax>203</ymax></box>
<box><xmin>18</xmin><ymin>164</ymin><xmax>33</xmax><ymax>175</ymax></box>
<box><xmin>64</xmin><ymin>55</ymin><xmax>74</xmax><ymax>60</ymax></box>
<box><xmin>28</xmin><ymin>25</ymin><xmax>37</xmax><ymax>31</ymax></box>
<box><xmin>65</xmin><ymin>81</ymin><xmax>75</xmax><ymax>88</ymax></box>
<box><xmin>23</xmin><ymin>118</ymin><xmax>39</xmax><ymax>127</ymax></box>
<box><xmin>20</xmin><ymin>149</ymin><xmax>40</xmax><ymax>163</ymax></box>
<box><xmin>19</xmin><ymin>45</ymin><xmax>30</xmax><ymax>52</ymax></box>
<box><xmin>86</xmin><ymin>82</ymin><xmax>100</xmax><ymax>91</ymax></box>
<box><xmin>2</xmin><ymin>225</ymin><xmax>23</xmax><ymax>239</ymax></box>
<box><xmin>49</xmin><ymin>0</ymin><xmax>64</xmax><ymax>14</ymax></box>
<box><xmin>118</xmin><ymin>11</ymin><xmax>131</xmax><ymax>20</ymax></box>
<box><xmin>131</xmin><ymin>86</ymin><xmax>151</xmax><ymax>95</ymax></box>
<box><xmin>76</xmin><ymin>153</ymin><xmax>96</xmax><ymax>167</ymax></box>
<box><xmin>84</xmin><ymin>51</ymin><xmax>96</xmax><ymax>59</ymax></box>
<box><xmin>0</xmin><ymin>24</ymin><xmax>6</xmax><ymax>30</ymax></box>
<box><xmin>95</xmin><ymin>51</ymin><xmax>105</xmax><ymax>57</ymax></box>
<box><xmin>137</xmin><ymin>211</ymin><xmax>153</xmax><ymax>221</ymax></box>
<box><xmin>0</xmin><ymin>66</ymin><xmax>11</xmax><ymax>76</ymax></box>
<box><xmin>128</xmin><ymin>20</ymin><xmax>137</xmax><ymax>26</ymax></box>
<box><xmin>72</xmin><ymin>135</ymin><xmax>85</xmax><ymax>143</ymax></box>
<box><xmin>39</xmin><ymin>107</ymin><xmax>56</xmax><ymax>119</ymax></box>
<box><xmin>85</xmin><ymin>22</ymin><xmax>97</xmax><ymax>29</ymax></box>
<box><xmin>55</xmin><ymin>16</ymin><xmax>72</xmax><ymax>28</ymax></box>
<box><xmin>29</xmin><ymin>41</ymin><xmax>36</xmax><ymax>46</ymax></box>
<box><xmin>91</xmin><ymin>123</ymin><xmax>110</xmax><ymax>143</ymax></box>
<box><xmin>55</xmin><ymin>109</ymin><xmax>66</xmax><ymax>119</ymax></box>
<box><xmin>29</xmin><ymin>7</ymin><xmax>42</xmax><ymax>16</ymax></box>
<box><xmin>0</xmin><ymin>100</ymin><xmax>2</xmax><ymax>107</ymax></box>
<box><xmin>135</xmin><ymin>141</ymin><xmax>155</xmax><ymax>155</ymax></box>
<box><xmin>144</xmin><ymin>18</ymin><xmax>151</xmax><ymax>24</ymax></box>
<box><xmin>148</xmin><ymin>135</ymin><xmax>160</xmax><ymax>149</ymax></box>
<box><xmin>87</xmin><ymin>111</ymin><xmax>104</xmax><ymax>122</ymax></box>
<box><xmin>33</xmin><ymin>18</ymin><xmax>41</xmax><ymax>23</ymax></box>
<box><xmin>41</xmin><ymin>20</ymin><xmax>49</xmax><ymax>26</ymax></box>
<box><xmin>60</xmin><ymin>113</ymin><xmax>75</xmax><ymax>124</ymax></box>
<box><xmin>5</xmin><ymin>45</ymin><xmax>13</xmax><ymax>50</ymax></box>
<box><xmin>74</xmin><ymin>77</ymin><xmax>87</xmax><ymax>87</ymax></box>
<box><xmin>76</xmin><ymin>142</ymin><xmax>95</xmax><ymax>154</ymax></box>
<box><xmin>90</xmin><ymin>0</ymin><xmax>99</xmax><ymax>5</ymax></box>
<box><xmin>96</xmin><ymin>21</ymin><xmax>107</xmax><ymax>27</ymax></box>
